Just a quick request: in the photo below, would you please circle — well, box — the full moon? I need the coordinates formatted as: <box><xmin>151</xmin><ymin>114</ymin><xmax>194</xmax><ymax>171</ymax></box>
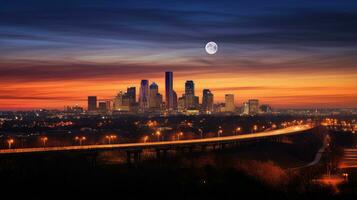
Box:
<box><xmin>205</xmin><ymin>41</ymin><xmax>218</xmax><ymax>55</ymax></box>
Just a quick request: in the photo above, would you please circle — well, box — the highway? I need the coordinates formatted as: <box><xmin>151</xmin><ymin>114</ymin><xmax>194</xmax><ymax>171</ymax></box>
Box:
<box><xmin>0</xmin><ymin>124</ymin><xmax>313</xmax><ymax>155</ymax></box>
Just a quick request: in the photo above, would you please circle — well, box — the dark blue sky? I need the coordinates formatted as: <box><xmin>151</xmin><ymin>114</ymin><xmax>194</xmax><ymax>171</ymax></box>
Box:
<box><xmin>0</xmin><ymin>0</ymin><xmax>357</xmax><ymax>109</ymax></box>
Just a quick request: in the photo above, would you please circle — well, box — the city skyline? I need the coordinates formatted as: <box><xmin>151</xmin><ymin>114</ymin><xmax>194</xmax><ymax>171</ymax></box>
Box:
<box><xmin>1</xmin><ymin>0</ymin><xmax>357</xmax><ymax>110</ymax></box>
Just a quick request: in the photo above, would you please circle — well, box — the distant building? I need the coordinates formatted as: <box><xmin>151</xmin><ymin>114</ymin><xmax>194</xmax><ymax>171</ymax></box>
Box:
<box><xmin>184</xmin><ymin>80</ymin><xmax>199</xmax><ymax>110</ymax></box>
<box><xmin>248</xmin><ymin>99</ymin><xmax>259</xmax><ymax>115</ymax></box>
<box><xmin>172</xmin><ymin>90</ymin><xmax>178</xmax><ymax>110</ymax></box>
<box><xmin>242</xmin><ymin>102</ymin><xmax>249</xmax><ymax>115</ymax></box>
<box><xmin>113</xmin><ymin>91</ymin><xmax>130</xmax><ymax>111</ymax></box>
<box><xmin>165</xmin><ymin>71</ymin><xmax>174</xmax><ymax>110</ymax></box>
<box><xmin>65</xmin><ymin>105</ymin><xmax>84</xmax><ymax>113</ymax></box>
<box><xmin>127</xmin><ymin>87</ymin><xmax>136</xmax><ymax>105</ymax></box>
<box><xmin>177</xmin><ymin>96</ymin><xmax>185</xmax><ymax>112</ymax></box>
<box><xmin>87</xmin><ymin>96</ymin><xmax>97</xmax><ymax>111</ymax></box>
<box><xmin>202</xmin><ymin>89</ymin><xmax>214</xmax><ymax>113</ymax></box>
<box><xmin>225</xmin><ymin>94</ymin><xmax>235</xmax><ymax>112</ymax></box>
<box><xmin>139</xmin><ymin>80</ymin><xmax>149</xmax><ymax>111</ymax></box>
<box><xmin>260</xmin><ymin>104</ymin><xmax>272</xmax><ymax>113</ymax></box>
<box><xmin>98</xmin><ymin>101</ymin><xmax>108</xmax><ymax>112</ymax></box>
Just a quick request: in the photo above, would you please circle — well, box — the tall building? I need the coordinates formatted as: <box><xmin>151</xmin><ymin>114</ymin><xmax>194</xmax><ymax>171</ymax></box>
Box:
<box><xmin>260</xmin><ymin>104</ymin><xmax>272</xmax><ymax>113</ymax></box>
<box><xmin>126</xmin><ymin>87</ymin><xmax>136</xmax><ymax>105</ymax></box>
<box><xmin>184</xmin><ymin>80</ymin><xmax>198</xmax><ymax>109</ymax></box>
<box><xmin>242</xmin><ymin>102</ymin><xmax>249</xmax><ymax>115</ymax></box>
<box><xmin>185</xmin><ymin>80</ymin><xmax>195</xmax><ymax>96</ymax></box>
<box><xmin>98</xmin><ymin>101</ymin><xmax>108</xmax><ymax>112</ymax></box>
<box><xmin>113</xmin><ymin>91</ymin><xmax>130</xmax><ymax>111</ymax></box>
<box><xmin>165</xmin><ymin>71</ymin><xmax>174</xmax><ymax>110</ymax></box>
<box><xmin>139</xmin><ymin>80</ymin><xmax>149</xmax><ymax>111</ymax></box>
<box><xmin>248</xmin><ymin>99</ymin><xmax>259</xmax><ymax>115</ymax></box>
<box><xmin>149</xmin><ymin>82</ymin><xmax>159</xmax><ymax>109</ymax></box>
<box><xmin>87</xmin><ymin>96</ymin><xmax>97</xmax><ymax>111</ymax></box>
<box><xmin>202</xmin><ymin>89</ymin><xmax>214</xmax><ymax>113</ymax></box>
<box><xmin>173</xmin><ymin>90</ymin><xmax>178</xmax><ymax>110</ymax></box>
<box><xmin>225</xmin><ymin>94</ymin><xmax>235</xmax><ymax>112</ymax></box>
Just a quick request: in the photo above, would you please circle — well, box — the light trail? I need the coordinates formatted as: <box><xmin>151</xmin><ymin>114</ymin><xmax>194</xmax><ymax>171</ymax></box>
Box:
<box><xmin>0</xmin><ymin>125</ymin><xmax>313</xmax><ymax>155</ymax></box>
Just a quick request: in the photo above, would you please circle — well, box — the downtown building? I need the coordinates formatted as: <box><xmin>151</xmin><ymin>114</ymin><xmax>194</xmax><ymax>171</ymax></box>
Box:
<box><xmin>202</xmin><ymin>89</ymin><xmax>214</xmax><ymax>114</ymax></box>
<box><xmin>139</xmin><ymin>80</ymin><xmax>149</xmax><ymax>112</ymax></box>
<box><xmin>224</xmin><ymin>94</ymin><xmax>235</xmax><ymax>112</ymax></box>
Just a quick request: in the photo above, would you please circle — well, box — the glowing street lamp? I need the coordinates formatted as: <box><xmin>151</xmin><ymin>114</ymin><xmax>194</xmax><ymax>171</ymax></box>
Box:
<box><xmin>75</xmin><ymin>136</ymin><xmax>86</xmax><ymax>146</ymax></box>
<box><xmin>217</xmin><ymin>129</ymin><xmax>223</xmax><ymax>137</ymax></box>
<box><xmin>143</xmin><ymin>136</ymin><xmax>149</xmax><ymax>143</ymax></box>
<box><xmin>41</xmin><ymin>136</ymin><xmax>48</xmax><ymax>147</ymax></box>
<box><xmin>156</xmin><ymin>131</ymin><xmax>161</xmax><ymax>141</ymax></box>
<box><xmin>198</xmin><ymin>129</ymin><xmax>203</xmax><ymax>138</ymax></box>
<box><xmin>253</xmin><ymin>125</ymin><xmax>258</xmax><ymax>133</ymax></box>
<box><xmin>235</xmin><ymin>127</ymin><xmax>241</xmax><ymax>135</ymax></box>
<box><xmin>7</xmin><ymin>139</ymin><xmax>14</xmax><ymax>149</ymax></box>
<box><xmin>177</xmin><ymin>132</ymin><xmax>183</xmax><ymax>140</ymax></box>
<box><xmin>105</xmin><ymin>135</ymin><xmax>117</xmax><ymax>144</ymax></box>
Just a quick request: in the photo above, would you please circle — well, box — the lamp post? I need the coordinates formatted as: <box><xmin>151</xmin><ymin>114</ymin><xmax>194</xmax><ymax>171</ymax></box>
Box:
<box><xmin>105</xmin><ymin>135</ymin><xmax>117</xmax><ymax>144</ymax></box>
<box><xmin>156</xmin><ymin>131</ymin><xmax>161</xmax><ymax>142</ymax></box>
<box><xmin>143</xmin><ymin>136</ymin><xmax>149</xmax><ymax>143</ymax></box>
<box><xmin>41</xmin><ymin>136</ymin><xmax>48</xmax><ymax>147</ymax></box>
<box><xmin>177</xmin><ymin>132</ymin><xmax>183</xmax><ymax>141</ymax></box>
<box><xmin>7</xmin><ymin>139</ymin><xmax>14</xmax><ymax>149</ymax></box>
<box><xmin>235</xmin><ymin>127</ymin><xmax>241</xmax><ymax>135</ymax></box>
<box><xmin>198</xmin><ymin>129</ymin><xmax>203</xmax><ymax>138</ymax></box>
<box><xmin>75</xmin><ymin>136</ymin><xmax>86</xmax><ymax>146</ymax></box>
<box><xmin>217</xmin><ymin>129</ymin><xmax>223</xmax><ymax>137</ymax></box>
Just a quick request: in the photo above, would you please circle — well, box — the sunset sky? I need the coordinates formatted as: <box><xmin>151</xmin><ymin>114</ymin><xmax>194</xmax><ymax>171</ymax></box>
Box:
<box><xmin>1</xmin><ymin>0</ymin><xmax>357</xmax><ymax>110</ymax></box>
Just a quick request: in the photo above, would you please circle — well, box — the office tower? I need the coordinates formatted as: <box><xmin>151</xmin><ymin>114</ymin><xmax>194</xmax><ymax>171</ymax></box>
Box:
<box><xmin>113</xmin><ymin>91</ymin><xmax>130</xmax><ymax>111</ymax></box>
<box><xmin>202</xmin><ymin>89</ymin><xmax>214</xmax><ymax>113</ymax></box>
<box><xmin>98</xmin><ymin>101</ymin><xmax>108</xmax><ymax>112</ymax></box>
<box><xmin>185</xmin><ymin>80</ymin><xmax>195</xmax><ymax>96</ymax></box>
<box><xmin>225</xmin><ymin>94</ymin><xmax>235</xmax><ymax>112</ymax></box>
<box><xmin>243</xmin><ymin>102</ymin><xmax>249</xmax><ymax>115</ymax></box>
<box><xmin>184</xmin><ymin>80</ymin><xmax>198</xmax><ymax>109</ymax></box>
<box><xmin>87</xmin><ymin>96</ymin><xmax>97</xmax><ymax>111</ymax></box>
<box><xmin>165</xmin><ymin>71</ymin><xmax>174</xmax><ymax>110</ymax></box>
<box><xmin>127</xmin><ymin>87</ymin><xmax>136</xmax><ymax>105</ymax></box>
<box><xmin>177</xmin><ymin>96</ymin><xmax>185</xmax><ymax>112</ymax></box>
<box><xmin>248</xmin><ymin>99</ymin><xmax>259</xmax><ymax>115</ymax></box>
<box><xmin>139</xmin><ymin>80</ymin><xmax>149</xmax><ymax>111</ymax></box>
<box><xmin>173</xmin><ymin>90</ymin><xmax>178</xmax><ymax>110</ymax></box>
<box><xmin>149</xmin><ymin>82</ymin><xmax>159</xmax><ymax>108</ymax></box>
<box><xmin>259</xmin><ymin>104</ymin><xmax>272</xmax><ymax>113</ymax></box>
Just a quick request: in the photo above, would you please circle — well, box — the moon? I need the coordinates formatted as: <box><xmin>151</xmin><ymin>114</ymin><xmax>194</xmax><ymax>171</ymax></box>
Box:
<box><xmin>205</xmin><ymin>41</ymin><xmax>218</xmax><ymax>55</ymax></box>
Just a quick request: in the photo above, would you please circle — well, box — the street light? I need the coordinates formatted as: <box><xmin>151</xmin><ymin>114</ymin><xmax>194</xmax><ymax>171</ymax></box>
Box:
<box><xmin>217</xmin><ymin>129</ymin><xmax>223</xmax><ymax>137</ymax></box>
<box><xmin>7</xmin><ymin>139</ymin><xmax>14</xmax><ymax>149</ymax></box>
<box><xmin>105</xmin><ymin>135</ymin><xmax>117</xmax><ymax>144</ymax></box>
<box><xmin>75</xmin><ymin>136</ymin><xmax>86</xmax><ymax>146</ymax></box>
<box><xmin>41</xmin><ymin>136</ymin><xmax>48</xmax><ymax>147</ymax></box>
<box><xmin>253</xmin><ymin>125</ymin><xmax>258</xmax><ymax>133</ymax></box>
<box><xmin>198</xmin><ymin>129</ymin><xmax>203</xmax><ymax>138</ymax></box>
<box><xmin>177</xmin><ymin>132</ymin><xmax>183</xmax><ymax>140</ymax></box>
<box><xmin>235</xmin><ymin>127</ymin><xmax>241</xmax><ymax>135</ymax></box>
<box><xmin>143</xmin><ymin>136</ymin><xmax>149</xmax><ymax>143</ymax></box>
<box><xmin>156</xmin><ymin>131</ymin><xmax>161</xmax><ymax>141</ymax></box>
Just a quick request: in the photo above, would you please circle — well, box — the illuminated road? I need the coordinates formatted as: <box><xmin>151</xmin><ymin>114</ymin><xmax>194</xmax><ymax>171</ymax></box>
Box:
<box><xmin>0</xmin><ymin>125</ymin><xmax>313</xmax><ymax>155</ymax></box>
<box><xmin>339</xmin><ymin>148</ymin><xmax>357</xmax><ymax>169</ymax></box>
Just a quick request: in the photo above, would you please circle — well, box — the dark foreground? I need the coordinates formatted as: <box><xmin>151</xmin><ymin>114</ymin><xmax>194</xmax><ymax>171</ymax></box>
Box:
<box><xmin>0</xmin><ymin>131</ymin><xmax>356</xmax><ymax>200</ymax></box>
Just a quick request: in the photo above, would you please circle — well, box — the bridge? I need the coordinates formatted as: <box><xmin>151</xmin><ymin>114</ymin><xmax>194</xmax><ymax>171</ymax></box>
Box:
<box><xmin>0</xmin><ymin>124</ymin><xmax>314</xmax><ymax>163</ymax></box>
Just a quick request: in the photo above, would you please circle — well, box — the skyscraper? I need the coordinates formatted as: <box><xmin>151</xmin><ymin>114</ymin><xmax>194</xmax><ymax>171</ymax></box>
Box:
<box><xmin>173</xmin><ymin>90</ymin><xmax>178</xmax><ymax>110</ymax></box>
<box><xmin>184</xmin><ymin>80</ymin><xmax>197</xmax><ymax>109</ymax></box>
<box><xmin>149</xmin><ymin>82</ymin><xmax>159</xmax><ymax>108</ymax></box>
<box><xmin>202</xmin><ymin>89</ymin><xmax>214</xmax><ymax>113</ymax></box>
<box><xmin>126</xmin><ymin>87</ymin><xmax>136</xmax><ymax>105</ymax></box>
<box><xmin>248</xmin><ymin>99</ymin><xmax>259</xmax><ymax>115</ymax></box>
<box><xmin>165</xmin><ymin>71</ymin><xmax>174</xmax><ymax>110</ymax></box>
<box><xmin>225</xmin><ymin>94</ymin><xmax>235</xmax><ymax>112</ymax></box>
<box><xmin>185</xmin><ymin>80</ymin><xmax>195</xmax><ymax>96</ymax></box>
<box><xmin>87</xmin><ymin>96</ymin><xmax>97</xmax><ymax>111</ymax></box>
<box><xmin>139</xmin><ymin>80</ymin><xmax>149</xmax><ymax>111</ymax></box>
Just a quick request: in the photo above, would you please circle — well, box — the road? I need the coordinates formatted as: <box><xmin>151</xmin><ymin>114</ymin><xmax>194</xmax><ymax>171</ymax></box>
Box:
<box><xmin>0</xmin><ymin>125</ymin><xmax>313</xmax><ymax>155</ymax></box>
<box><xmin>339</xmin><ymin>148</ymin><xmax>357</xmax><ymax>169</ymax></box>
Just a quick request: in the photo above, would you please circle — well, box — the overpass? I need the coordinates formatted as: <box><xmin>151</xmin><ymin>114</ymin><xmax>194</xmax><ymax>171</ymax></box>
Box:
<box><xmin>0</xmin><ymin>125</ymin><xmax>313</xmax><ymax>162</ymax></box>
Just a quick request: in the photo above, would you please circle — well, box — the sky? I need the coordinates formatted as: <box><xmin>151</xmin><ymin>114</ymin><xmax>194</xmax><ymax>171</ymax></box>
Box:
<box><xmin>0</xmin><ymin>0</ymin><xmax>357</xmax><ymax>110</ymax></box>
